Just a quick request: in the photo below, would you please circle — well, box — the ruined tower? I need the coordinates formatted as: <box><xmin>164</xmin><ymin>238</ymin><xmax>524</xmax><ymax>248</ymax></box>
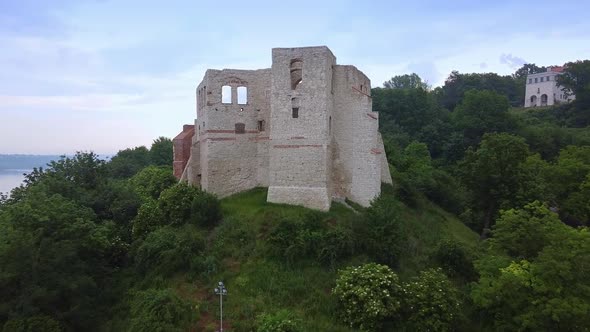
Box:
<box><xmin>174</xmin><ymin>46</ymin><xmax>392</xmax><ymax>211</ymax></box>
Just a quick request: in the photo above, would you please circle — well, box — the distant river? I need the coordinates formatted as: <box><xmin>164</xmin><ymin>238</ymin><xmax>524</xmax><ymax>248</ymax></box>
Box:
<box><xmin>0</xmin><ymin>169</ymin><xmax>32</xmax><ymax>195</ymax></box>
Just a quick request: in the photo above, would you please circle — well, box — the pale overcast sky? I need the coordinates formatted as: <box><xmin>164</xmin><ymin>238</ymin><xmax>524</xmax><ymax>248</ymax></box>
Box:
<box><xmin>0</xmin><ymin>0</ymin><xmax>589</xmax><ymax>154</ymax></box>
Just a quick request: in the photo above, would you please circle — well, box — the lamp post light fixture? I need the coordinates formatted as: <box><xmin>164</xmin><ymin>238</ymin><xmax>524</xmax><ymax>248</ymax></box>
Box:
<box><xmin>214</xmin><ymin>281</ymin><xmax>228</xmax><ymax>332</ymax></box>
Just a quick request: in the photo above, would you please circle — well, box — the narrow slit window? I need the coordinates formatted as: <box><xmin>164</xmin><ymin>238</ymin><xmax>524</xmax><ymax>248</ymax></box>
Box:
<box><xmin>258</xmin><ymin>120</ymin><xmax>265</xmax><ymax>132</ymax></box>
<box><xmin>292</xmin><ymin>108</ymin><xmax>299</xmax><ymax>118</ymax></box>
<box><xmin>222</xmin><ymin>85</ymin><xmax>232</xmax><ymax>104</ymax></box>
<box><xmin>237</xmin><ymin>86</ymin><xmax>247</xmax><ymax>104</ymax></box>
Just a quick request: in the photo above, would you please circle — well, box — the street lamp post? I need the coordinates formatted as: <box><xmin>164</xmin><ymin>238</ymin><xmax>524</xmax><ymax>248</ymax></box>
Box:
<box><xmin>214</xmin><ymin>281</ymin><xmax>227</xmax><ymax>332</ymax></box>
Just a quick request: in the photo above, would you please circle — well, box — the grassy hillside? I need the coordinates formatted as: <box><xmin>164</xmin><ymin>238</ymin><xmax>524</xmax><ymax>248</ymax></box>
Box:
<box><xmin>157</xmin><ymin>187</ymin><xmax>480</xmax><ymax>331</ymax></box>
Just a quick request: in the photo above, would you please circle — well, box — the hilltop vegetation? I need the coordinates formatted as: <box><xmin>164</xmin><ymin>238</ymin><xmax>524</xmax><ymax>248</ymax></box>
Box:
<box><xmin>1</xmin><ymin>61</ymin><xmax>590</xmax><ymax>331</ymax></box>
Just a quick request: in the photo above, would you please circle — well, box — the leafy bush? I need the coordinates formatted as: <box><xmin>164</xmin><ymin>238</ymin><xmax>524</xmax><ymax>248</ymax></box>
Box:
<box><xmin>190</xmin><ymin>190</ymin><xmax>222</xmax><ymax>228</ymax></box>
<box><xmin>355</xmin><ymin>194</ymin><xmax>406</xmax><ymax>267</ymax></box>
<box><xmin>128</xmin><ymin>288</ymin><xmax>194</xmax><ymax>332</ymax></box>
<box><xmin>132</xmin><ymin>200</ymin><xmax>166</xmax><ymax>239</ymax></box>
<box><xmin>129</xmin><ymin>165</ymin><xmax>177</xmax><ymax>202</ymax></box>
<box><xmin>158</xmin><ymin>183</ymin><xmax>222</xmax><ymax>227</ymax></box>
<box><xmin>402</xmin><ymin>268</ymin><xmax>462</xmax><ymax>331</ymax></box>
<box><xmin>333</xmin><ymin>263</ymin><xmax>402</xmax><ymax>331</ymax></box>
<box><xmin>133</xmin><ymin>225</ymin><xmax>205</xmax><ymax>276</ymax></box>
<box><xmin>256</xmin><ymin>309</ymin><xmax>301</xmax><ymax>332</ymax></box>
<box><xmin>432</xmin><ymin>239</ymin><xmax>477</xmax><ymax>281</ymax></box>
<box><xmin>266</xmin><ymin>212</ymin><xmax>353</xmax><ymax>266</ymax></box>
<box><xmin>158</xmin><ymin>183</ymin><xmax>202</xmax><ymax>225</ymax></box>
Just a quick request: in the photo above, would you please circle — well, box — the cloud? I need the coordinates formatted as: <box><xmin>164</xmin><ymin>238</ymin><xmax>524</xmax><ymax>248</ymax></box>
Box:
<box><xmin>406</xmin><ymin>61</ymin><xmax>440</xmax><ymax>87</ymax></box>
<box><xmin>500</xmin><ymin>53</ymin><xmax>527</xmax><ymax>69</ymax></box>
<box><xmin>479</xmin><ymin>62</ymin><xmax>488</xmax><ymax>69</ymax></box>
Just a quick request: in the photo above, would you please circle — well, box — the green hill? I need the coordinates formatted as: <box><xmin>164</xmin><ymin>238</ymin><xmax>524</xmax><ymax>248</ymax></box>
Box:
<box><xmin>157</xmin><ymin>187</ymin><xmax>479</xmax><ymax>331</ymax></box>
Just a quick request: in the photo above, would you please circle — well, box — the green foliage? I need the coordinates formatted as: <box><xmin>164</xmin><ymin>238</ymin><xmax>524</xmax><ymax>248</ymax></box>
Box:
<box><xmin>133</xmin><ymin>225</ymin><xmax>205</xmax><ymax>276</ymax></box>
<box><xmin>0</xmin><ymin>193</ymin><xmax>114</xmax><ymax>330</ymax></box>
<box><xmin>266</xmin><ymin>211</ymin><xmax>354</xmax><ymax>266</ymax></box>
<box><xmin>2</xmin><ymin>315</ymin><xmax>61</xmax><ymax>332</ymax></box>
<box><xmin>132</xmin><ymin>200</ymin><xmax>166</xmax><ymax>239</ymax></box>
<box><xmin>129</xmin><ymin>165</ymin><xmax>177</xmax><ymax>202</ymax></box>
<box><xmin>150</xmin><ymin>137</ymin><xmax>173</xmax><ymax>166</ymax></box>
<box><xmin>383</xmin><ymin>73</ymin><xmax>430</xmax><ymax>90</ymax></box>
<box><xmin>158</xmin><ymin>182</ymin><xmax>221</xmax><ymax>227</ymax></box>
<box><xmin>402</xmin><ymin>268</ymin><xmax>461</xmax><ymax>331</ymax></box>
<box><xmin>459</xmin><ymin>133</ymin><xmax>532</xmax><ymax>234</ymax></box>
<box><xmin>452</xmin><ymin>90</ymin><xmax>515</xmax><ymax>147</ymax></box>
<box><xmin>190</xmin><ymin>189</ymin><xmax>223</xmax><ymax>228</ymax></box>
<box><xmin>356</xmin><ymin>194</ymin><xmax>406</xmax><ymax>267</ymax></box>
<box><xmin>490</xmin><ymin>201</ymin><xmax>563</xmax><ymax>259</ymax></box>
<box><xmin>128</xmin><ymin>288</ymin><xmax>193</xmax><ymax>332</ymax></box>
<box><xmin>558</xmin><ymin>60</ymin><xmax>590</xmax><ymax>111</ymax></box>
<box><xmin>431</xmin><ymin>239</ymin><xmax>477</xmax><ymax>281</ymax></box>
<box><xmin>373</xmin><ymin>85</ymin><xmax>450</xmax><ymax>158</ymax></box>
<box><xmin>256</xmin><ymin>310</ymin><xmax>301</xmax><ymax>332</ymax></box>
<box><xmin>107</xmin><ymin>146</ymin><xmax>151</xmax><ymax>178</ymax></box>
<box><xmin>333</xmin><ymin>263</ymin><xmax>402</xmax><ymax>331</ymax></box>
<box><xmin>436</xmin><ymin>71</ymin><xmax>522</xmax><ymax>110</ymax></box>
<box><xmin>472</xmin><ymin>202</ymin><xmax>590</xmax><ymax>331</ymax></box>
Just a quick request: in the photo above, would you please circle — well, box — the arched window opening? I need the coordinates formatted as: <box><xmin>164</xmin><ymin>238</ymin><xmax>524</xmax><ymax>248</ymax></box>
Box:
<box><xmin>222</xmin><ymin>85</ymin><xmax>232</xmax><ymax>104</ymax></box>
<box><xmin>237</xmin><ymin>86</ymin><xmax>247</xmax><ymax>104</ymax></box>
<box><xmin>541</xmin><ymin>94</ymin><xmax>548</xmax><ymax>106</ymax></box>
<box><xmin>290</xmin><ymin>59</ymin><xmax>303</xmax><ymax>90</ymax></box>
<box><xmin>530</xmin><ymin>95</ymin><xmax>537</xmax><ymax>107</ymax></box>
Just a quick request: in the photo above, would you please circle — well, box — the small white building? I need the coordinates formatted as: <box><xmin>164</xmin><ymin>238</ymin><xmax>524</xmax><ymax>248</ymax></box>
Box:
<box><xmin>524</xmin><ymin>66</ymin><xmax>574</xmax><ymax>108</ymax></box>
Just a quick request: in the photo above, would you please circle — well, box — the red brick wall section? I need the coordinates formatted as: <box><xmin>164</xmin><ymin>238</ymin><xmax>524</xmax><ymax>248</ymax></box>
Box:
<box><xmin>173</xmin><ymin>125</ymin><xmax>195</xmax><ymax>179</ymax></box>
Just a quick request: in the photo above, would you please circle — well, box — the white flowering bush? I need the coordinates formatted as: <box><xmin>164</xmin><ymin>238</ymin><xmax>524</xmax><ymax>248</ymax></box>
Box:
<box><xmin>256</xmin><ymin>309</ymin><xmax>301</xmax><ymax>332</ymax></box>
<box><xmin>332</xmin><ymin>263</ymin><xmax>402</xmax><ymax>331</ymax></box>
<box><xmin>403</xmin><ymin>268</ymin><xmax>461</xmax><ymax>331</ymax></box>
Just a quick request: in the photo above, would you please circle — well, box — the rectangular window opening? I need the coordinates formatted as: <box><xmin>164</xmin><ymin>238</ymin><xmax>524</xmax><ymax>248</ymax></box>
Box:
<box><xmin>258</xmin><ymin>120</ymin><xmax>265</xmax><ymax>132</ymax></box>
<box><xmin>222</xmin><ymin>85</ymin><xmax>232</xmax><ymax>104</ymax></box>
<box><xmin>237</xmin><ymin>86</ymin><xmax>248</xmax><ymax>104</ymax></box>
<box><xmin>292</xmin><ymin>107</ymin><xmax>299</xmax><ymax>118</ymax></box>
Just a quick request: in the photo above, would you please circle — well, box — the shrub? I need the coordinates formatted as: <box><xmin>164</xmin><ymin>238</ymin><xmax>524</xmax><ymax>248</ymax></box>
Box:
<box><xmin>256</xmin><ymin>310</ymin><xmax>301</xmax><ymax>332</ymax></box>
<box><xmin>266</xmin><ymin>212</ymin><xmax>353</xmax><ymax>266</ymax></box>
<box><xmin>432</xmin><ymin>239</ymin><xmax>477</xmax><ymax>281</ymax></box>
<box><xmin>190</xmin><ymin>190</ymin><xmax>222</xmax><ymax>228</ymax></box>
<box><xmin>402</xmin><ymin>268</ymin><xmax>461</xmax><ymax>331</ymax></box>
<box><xmin>158</xmin><ymin>183</ymin><xmax>202</xmax><ymax>225</ymax></box>
<box><xmin>129</xmin><ymin>166</ymin><xmax>177</xmax><ymax>202</ymax></box>
<box><xmin>333</xmin><ymin>263</ymin><xmax>402</xmax><ymax>331</ymax></box>
<box><xmin>132</xmin><ymin>200</ymin><xmax>166</xmax><ymax>239</ymax></box>
<box><xmin>133</xmin><ymin>225</ymin><xmax>205</xmax><ymax>276</ymax></box>
<box><xmin>355</xmin><ymin>194</ymin><xmax>406</xmax><ymax>267</ymax></box>
<box><xmin>128</xmin><ymin>288</ymin><xmax>193</xmax><ymax>332</ymax></box>
<box><xmin>158</xmin><ymin>183</ymin><xmax>222</xmax><ymax>227</ymax></box>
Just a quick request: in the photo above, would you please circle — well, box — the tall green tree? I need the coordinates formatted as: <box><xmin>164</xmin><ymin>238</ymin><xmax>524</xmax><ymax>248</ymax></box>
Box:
<box><xmin>459</xmin><ymin>133</ymin><xmax>531</xmax><ymax>235</ymax></box>
<box><xmin>107</xmin><ymin>146</ymin><xmax>151</xmax><ymax>178</ymax></box>
<box><xmin>557</xmin><ymin>60</ymin><xmax>590</xmax><ymax>105</ymax></box>
<box><xmin>150</xmin><ymin>137</ymin><xmax>173</xmax><ymax>166</ymax></box>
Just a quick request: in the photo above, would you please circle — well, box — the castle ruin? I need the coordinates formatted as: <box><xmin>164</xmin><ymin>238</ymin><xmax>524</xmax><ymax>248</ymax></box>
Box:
<box><xmin>173</xmin><ymin>46</ymin><xmax>392</xmax><ymax>211</ymax></box>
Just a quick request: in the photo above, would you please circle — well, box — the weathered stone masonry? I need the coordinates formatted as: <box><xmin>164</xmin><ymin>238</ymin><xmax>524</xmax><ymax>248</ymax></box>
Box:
<box><xmin>174</xmin><ymin>46</ymin><xmax>392</xmax><ymax>211</ymax></box>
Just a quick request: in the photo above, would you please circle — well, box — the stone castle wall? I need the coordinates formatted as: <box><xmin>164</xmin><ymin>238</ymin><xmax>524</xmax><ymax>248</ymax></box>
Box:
<box><xmin>176</xmin><ymin>46</ymin><xmax>392</xmax><ymax>210</ymax></box>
